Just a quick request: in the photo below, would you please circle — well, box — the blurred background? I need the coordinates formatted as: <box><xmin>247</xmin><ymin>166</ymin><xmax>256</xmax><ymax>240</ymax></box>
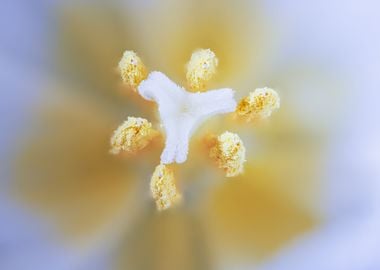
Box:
<box><xmin>0</xmin><ymin>0</ymin><xmax>379</xmax><ymax>269</ymax></box>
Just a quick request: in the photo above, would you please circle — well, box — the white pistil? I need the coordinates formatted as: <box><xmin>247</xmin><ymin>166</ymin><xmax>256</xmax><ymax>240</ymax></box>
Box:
<box><xmin>138</xmin><ymin>71</ymin><xmax>237</xmax><ymax>164</ymax></box>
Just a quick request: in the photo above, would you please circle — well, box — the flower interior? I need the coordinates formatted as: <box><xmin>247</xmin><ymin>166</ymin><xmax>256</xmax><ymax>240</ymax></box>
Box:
<box><xmin>112</xmin><ymin>49</ymin><xmax>280</xmax><ymax>210</ymax></box>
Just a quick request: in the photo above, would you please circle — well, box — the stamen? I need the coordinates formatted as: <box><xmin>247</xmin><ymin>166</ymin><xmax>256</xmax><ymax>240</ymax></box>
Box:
<box><xmin>209</xmin><ymin>131</ymin><xmax>246</xmax><ymax>177</ymax></box>
<box><xmin>150</xmin><ymin>164</ymin><xmax>181</xmax><ymax>211</ymax></box>
<box><xmin>118</xmin><ymin>50</ymin><xmax>147</xmax><ymax>88</ymax></box>
<box><xmin>186</xmin><ymin>48</ymin><xmax>218</xmax><ymax>90</ymax></box>
<box><xmin>110</xmin><ymin>117</ymin><xmax>158</xmax><ymax>154</ymax></box>
<box><xmin>236</xmin><ymin>87</ymin><xmax>280</xmax><ymax>121</ymax></box>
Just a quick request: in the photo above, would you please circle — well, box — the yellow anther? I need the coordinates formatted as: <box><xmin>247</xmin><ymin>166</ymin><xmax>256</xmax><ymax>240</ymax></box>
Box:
<box><xmin>110</xmin><ymin>117</ymin><xmax>157</xmax><ymax>154</ymax></box>
<box><xmin>150</xmin><ymin>164</ymin><xmax>181</xmax><ymax>211</ymax></box>
<box><xmin>118</xmin><ymin>50</ymin><xmax>147</xmax><ymax>88</ymax></box>
<box><xmin>209</xmin><ymin>131</ymin><xmax>246</xmax><ymax>177</ymax></box>
<box><xmin>236</xmin><ymin>87</ymin><xmax>280</xmax><ymax>121</ymax></box>
<box><xmin>186</xmin><ymin>48</ymin><xmax>218</xmax><ymax>90</ymax></box>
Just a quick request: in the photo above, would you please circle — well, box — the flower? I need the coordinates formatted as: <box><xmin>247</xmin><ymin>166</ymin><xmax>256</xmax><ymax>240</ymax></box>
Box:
<box><xmin>112</xmin><ymin>49</ymin><xmax>278</xmax><ymax>210</ymax></box>
<box><xmin>11</xmin><ymin>1</ymin><xmax>333</xmax><ymax>267</ymax></box>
